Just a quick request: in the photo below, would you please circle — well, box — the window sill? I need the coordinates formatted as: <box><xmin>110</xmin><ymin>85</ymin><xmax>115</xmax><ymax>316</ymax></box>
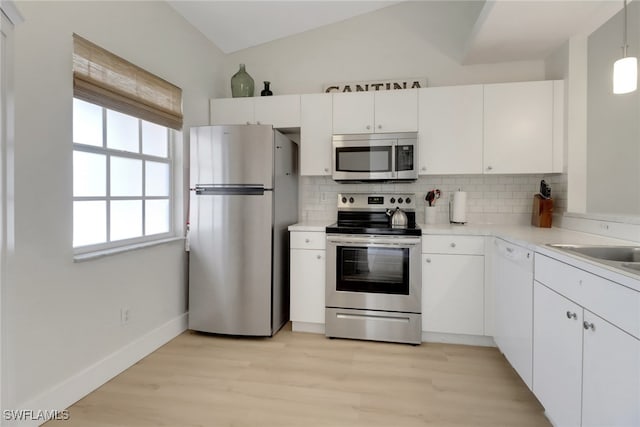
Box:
<box><xmin>73</xmin><ymin>237</ymin><xmax>185</xmax><ymax>262</ymax></box>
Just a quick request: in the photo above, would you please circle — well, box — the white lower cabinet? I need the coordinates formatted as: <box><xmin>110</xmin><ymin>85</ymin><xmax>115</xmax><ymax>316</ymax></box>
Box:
<box><xmin>533</xmin><ymin>254</ymin><xmax>640</xmax><ymax>427</ymax></box>
<box><xmin>289</xmin><ymin>231</ymin><xmax>326</xmax><ymax>325</ymax></box>
<box><xmin>533</xmin><ymin>282</ymin><xmax>583</xmax><ymax>427</ymax></box>
<box><xmin>581</xmin><ymin>310</ymin><xmax>640</xmax><ymax>427</ymax></box>
<box><xmin>422</xmin><ymin>235</ymin><xmax>484</xmax><ymax>335</ymax></box>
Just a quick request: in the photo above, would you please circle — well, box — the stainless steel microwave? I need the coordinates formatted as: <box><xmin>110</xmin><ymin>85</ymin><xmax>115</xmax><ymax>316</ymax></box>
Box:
<box><xmin>332</xmin><ymin>132</ymin><xmax>418</xmax><ymax>182</ymax></box>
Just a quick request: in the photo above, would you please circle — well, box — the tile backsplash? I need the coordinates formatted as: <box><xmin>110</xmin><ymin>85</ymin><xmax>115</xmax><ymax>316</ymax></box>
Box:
<box><xmin>299</xmin><ymin>173</ymin><xmax>567</xmax><ymax>225</ymax></box>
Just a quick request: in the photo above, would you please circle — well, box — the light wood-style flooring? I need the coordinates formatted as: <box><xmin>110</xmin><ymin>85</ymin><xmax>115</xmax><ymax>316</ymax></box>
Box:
<box><xmin>46</xmin><ymin>324</ymin><xmax>551</xmax><ymax>426</ymax></box>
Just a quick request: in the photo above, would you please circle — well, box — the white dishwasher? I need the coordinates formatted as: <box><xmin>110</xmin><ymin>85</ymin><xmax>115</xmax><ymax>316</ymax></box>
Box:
<box><xmin>493</xmin><ymin>237</ymin><xmax>534</xmax><ymax>389</ymax></box>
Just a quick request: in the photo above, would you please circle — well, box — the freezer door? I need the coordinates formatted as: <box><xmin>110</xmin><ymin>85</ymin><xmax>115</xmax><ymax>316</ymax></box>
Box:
<box><xmin>189</xmin><ymin>190</ymin><xmax>273</xmax><ymax>336</ymax></box>
<box><xmin>190</xmin><ymin>125</ymin><xmax>274</xmax><ymax>188</ymax></box>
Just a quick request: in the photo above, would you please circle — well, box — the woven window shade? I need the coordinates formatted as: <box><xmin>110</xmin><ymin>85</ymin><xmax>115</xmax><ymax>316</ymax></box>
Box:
<box><xmin>73</xmin><ymin>34</ymin><xmax>183</xmax><ymax>130</ymax></box>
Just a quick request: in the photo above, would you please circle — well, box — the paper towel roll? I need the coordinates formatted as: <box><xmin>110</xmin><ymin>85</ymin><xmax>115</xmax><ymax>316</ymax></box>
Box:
<box><xmin>450</xmin><ymin>191</ymin><xmax>467</xmax><ymax>224</ymax></box>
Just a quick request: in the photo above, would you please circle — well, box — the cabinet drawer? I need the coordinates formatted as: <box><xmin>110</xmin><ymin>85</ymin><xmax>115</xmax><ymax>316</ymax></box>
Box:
<box><xmin>535</xmin><ymin>254</ymin><xmax>640</xmax><ymax>339</ymax></box>
<box><xmin>290</xmin><ymin>231</ymin><xmax>326</xmax><ymax>250</ymax></box>
<box><xmin>422</xmin><ymin>235</ymin><xmax>484</xmax><ymax>255</ymax></box>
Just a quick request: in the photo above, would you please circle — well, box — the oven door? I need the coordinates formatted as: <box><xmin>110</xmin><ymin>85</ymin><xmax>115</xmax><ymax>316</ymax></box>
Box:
<box><xmin>332</xmin><ymin>139</ymin><xmax>396</xmax><ymax>181</ymax></box>
<box><xmin>326</xmin><ymin>234</ymin><xmax>421</xmax><ymax>313</ymax></box>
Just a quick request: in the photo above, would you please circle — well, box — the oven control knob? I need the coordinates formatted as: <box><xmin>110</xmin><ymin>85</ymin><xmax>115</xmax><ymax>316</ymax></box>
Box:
<box><xmin>390</xmin><ymin>198</ymin><xmax>396</xmax><ymax>203</ymax></box>
<box><xmin>349</xmin><ymin>197</ymin><xmax>354</xmax><ymax>204</ymax></box>
<box><xmin>398</xmin><ymin>198</ymin><xmax>403</xmax><ymax>204</ymax></box>
<box><xmin>341</xmin><ymin>197</ymin><xmax>347</xmax><ymax>204</ymax></box>
<box><xmin>405</xmin><ymin>197</ymin><xmax>411</xmax><ymax>204</ymax></box>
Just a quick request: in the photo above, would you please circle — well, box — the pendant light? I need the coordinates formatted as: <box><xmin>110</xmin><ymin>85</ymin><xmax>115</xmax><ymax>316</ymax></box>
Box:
<box><xmin>613</xmin><ymin>0</ymin><xmax>638</xmax><ymax>94</ymax></box>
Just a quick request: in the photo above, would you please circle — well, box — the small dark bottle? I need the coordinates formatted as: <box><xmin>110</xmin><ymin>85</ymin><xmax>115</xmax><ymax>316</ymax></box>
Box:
<box><xmin>261</xmin><ymin>81</ymin><xmax>273</xmax><ymax>96</ymax></box>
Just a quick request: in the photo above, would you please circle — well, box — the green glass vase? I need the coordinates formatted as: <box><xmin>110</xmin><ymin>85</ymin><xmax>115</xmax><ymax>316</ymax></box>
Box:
<box><xmin>231</xmin><ymin>64</ymin><xmax>254</xmax><ymax>98</ymax></box>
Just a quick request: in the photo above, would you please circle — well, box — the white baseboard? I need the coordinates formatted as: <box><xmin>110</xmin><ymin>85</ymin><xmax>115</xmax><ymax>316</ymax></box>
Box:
<box><xmin>291</xmin><ymin>321</ymin><xmax>325</xmax><ymax>334</ymax></box>
<box><xmin>422</xmin><ymin>331</ymin><xmax>496</xmax><ymax>347</ymax></box>
<box><xmin>6</xmin><ymin>313</ymin><xmax>188</xmax><ymax>427</ymax></box>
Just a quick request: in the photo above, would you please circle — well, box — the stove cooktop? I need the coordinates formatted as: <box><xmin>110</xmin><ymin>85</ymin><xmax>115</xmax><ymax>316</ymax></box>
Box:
<box><xmin>326</xmin><ymin>192</ymin><xmax>421</xmax><ymax>236</ymax></box>
<box><xmin>325</xmin><ymin>223</ymin><xmax>422</xmax><ymax>236</ymax></box>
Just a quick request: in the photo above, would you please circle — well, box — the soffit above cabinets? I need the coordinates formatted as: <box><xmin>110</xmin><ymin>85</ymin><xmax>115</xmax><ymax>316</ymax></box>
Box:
<box><xmin>462</xmin><ymin>0</ymin><xmax>622</xmax><ymax>65</ymax></box>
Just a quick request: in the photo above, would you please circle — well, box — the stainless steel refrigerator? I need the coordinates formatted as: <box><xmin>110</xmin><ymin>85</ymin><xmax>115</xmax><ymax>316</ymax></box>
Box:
<box><xmin>188</xmin><ymin>125</ymin><xmax>298</xmax><ymax>336</ymax></box>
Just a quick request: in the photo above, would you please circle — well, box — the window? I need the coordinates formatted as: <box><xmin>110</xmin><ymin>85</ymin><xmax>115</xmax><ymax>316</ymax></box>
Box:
<box><xmin>73</xmin><ymin>98</ymin><xmax>173</xmax><ymax>250</ymax></box>
<box><xmin>72</xmin><ymin>34</ymin><xmax>182</xmax><ymax>253</ymax></box>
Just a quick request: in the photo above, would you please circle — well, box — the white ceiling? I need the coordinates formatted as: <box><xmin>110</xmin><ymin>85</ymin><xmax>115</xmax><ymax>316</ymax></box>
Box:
<box><xmin>168</xmin><ymin>0</ymin><xmax>624</xmax><ymax>63</ymax></box>
<box><xmin>167</xmin><ymin>1</ymin><xmax>401</xmax><ymax>54</ymax></box>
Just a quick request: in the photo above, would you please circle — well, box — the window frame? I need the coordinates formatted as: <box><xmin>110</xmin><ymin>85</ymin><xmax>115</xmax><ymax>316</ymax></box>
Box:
<box><xmin>73</xmin><ymin>99</ymin><xmax>175</xmax><ymax>254</ymax></box>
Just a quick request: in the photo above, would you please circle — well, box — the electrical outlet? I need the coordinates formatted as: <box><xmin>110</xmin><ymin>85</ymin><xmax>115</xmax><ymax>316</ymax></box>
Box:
<box><xmin>120</xmin><ymin>308</ymin><xmax>130</xmax><ymax>325</ymax></box>
<box><xmin>321</xmin><ymin>192</ymin><xmax>327</xmax><ymax>202</ymax></box>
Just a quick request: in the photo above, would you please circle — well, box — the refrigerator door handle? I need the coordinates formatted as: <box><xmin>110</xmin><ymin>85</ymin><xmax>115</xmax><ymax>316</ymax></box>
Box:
<box><xmin>195</xmin><ymin>184</ymin><xmax>267</xmax><ymax>196</ymax></box>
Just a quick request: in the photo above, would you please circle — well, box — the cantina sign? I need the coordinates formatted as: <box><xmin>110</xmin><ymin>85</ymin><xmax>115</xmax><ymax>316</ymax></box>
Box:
<box><xmin>324</xmin><ymin>77</ymin><xmax>427</xmax><ymax>93</ymax></box>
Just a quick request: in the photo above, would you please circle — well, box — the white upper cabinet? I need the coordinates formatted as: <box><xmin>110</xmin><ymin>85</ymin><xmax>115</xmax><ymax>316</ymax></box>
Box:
<box><xmin>254</xmin><ymin>95</ymin><xmax>301</xmax><ymax>128</ymax></box>
<box><xmin>210</xmin><ymin>97</ymin><xmax>254</xmax><ymax>125</ymax></box>
<box><xmin>484</xmin><ymin>81</ymin><xmax>554</xmax><ymax>174</ymax></box>
<box><xmin>374</xmin><ymin>90</ymin><xmax>418</xmax><ymax>133</ymax></box>
<box><xmin>418</xmin><ymin>85</ymin><xmax>483</xmax><ymax>175</ymax></box>
<box><xmin>300</xmin><ymin>93</ymin><xmax>332</xmax><ymax>176</ymax></box>
<box><xmin>332</xmin><ymin>91</ymin><xmax>374</xmax><ymax>134</ymax></box>
<box><xmin>210</xmin><ymin>95</ymin><xmax>301</xmax><ymax>128</ymax></box>
<box><xmin>332</xmin><ymin>90</ymin><xmax>418</xmax><ymax>134</ymax></box>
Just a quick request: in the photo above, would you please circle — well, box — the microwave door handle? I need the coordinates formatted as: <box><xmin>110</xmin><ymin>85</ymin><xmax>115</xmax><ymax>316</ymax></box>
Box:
<box><xmin>391</xmin><ymin>141</ymin><xmax>397</xmax><ymax>178</ymax></box>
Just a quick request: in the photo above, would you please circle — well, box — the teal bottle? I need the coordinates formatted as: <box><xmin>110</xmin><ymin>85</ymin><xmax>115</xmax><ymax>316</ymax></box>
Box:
<box><xmin>231</xmin><ymin>64</ymin><xmax>254</xmax><ymax>98</ymax></box>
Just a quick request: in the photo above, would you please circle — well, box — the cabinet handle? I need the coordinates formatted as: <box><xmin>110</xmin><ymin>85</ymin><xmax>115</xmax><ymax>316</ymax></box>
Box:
<box><xmin>425</xmin><ymin>258</ymin><xmax>431</xmax><ymax>263</ymax></box>
<box><xmin>583</xmin><ymin>321</ymin><xmax>595</xmax><ymax>331</ymax></box>
<box><xmin>316</xmin><ymin>255</ymin><xmax>322</xmax><ymax>260</ymax></box>
<box><xmin>421</xmin><ymin>167</ymin><xmax>426</xmax><ymax>171</ymax></box>
<box><xmin>377</xmin><ymin>125</ymin><xmax>382</xmax><ymax>130</ymax></box>
<box><xmin>324</xmin><ymin>168</ymin><xmax>329</xmax><ymax>172</ymax></box>
<box><xmin>506</xmin><ymin>247</ymin><xmax>513</xmax><ymax>253</ymax></box>
<box><xmin>305</xmin><ymin>238</ymin><xmax>310</xmax><ymax>243</ymax></box>
<box><xmin>566</xmin><ymin>311</ymin><xmax>577</xmax><ymax>320</ymax></box>
<box><xmin>487</xmin><ymin>166</ymin><xmax>493</xmax><ymax>171</ymax></box>
<box><xmin>257</xmin><ymin>121</ymin><xmax>261</xmax><ymax>125</ymax></box>
<box><xmin>450</xmin><ymin>242</ymin><xmax>456</xmax><ymax>248</ymax></box>
<box><xmin>246</xmin><ymin>121</ymin><xmax>251</xmax><ymax>125</ymax></box>
<box><xmin>366</xmin><ymin>125</ymin><xmax>371</xmax><ymax>130</ymax></box>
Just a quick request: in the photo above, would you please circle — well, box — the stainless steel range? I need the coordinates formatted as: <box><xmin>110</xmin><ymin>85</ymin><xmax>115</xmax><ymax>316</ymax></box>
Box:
<box><xmin>325</xmin><ymin>193</ymin><xmax>422</xmax><ymax>345</ymax></box>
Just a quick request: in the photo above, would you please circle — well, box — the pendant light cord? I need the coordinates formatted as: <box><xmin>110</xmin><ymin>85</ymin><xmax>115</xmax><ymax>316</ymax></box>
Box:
<box><xmin>623</xmin><ymin>0</ymin><xmax>629</xmax><ymax>57</ymax></box>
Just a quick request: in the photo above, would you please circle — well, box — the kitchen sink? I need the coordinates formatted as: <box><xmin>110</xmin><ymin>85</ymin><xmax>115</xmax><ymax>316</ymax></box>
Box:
<box><xmin>547</xmin><ymin>244</ymin><xmax>640</xmax><ymax>275</ymax></box>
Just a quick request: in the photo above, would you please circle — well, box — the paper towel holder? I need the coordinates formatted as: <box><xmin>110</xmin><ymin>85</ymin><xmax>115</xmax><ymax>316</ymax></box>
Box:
<box><xmin>449</xmin><ymin>189</ymin><xmax>467</xmax><ymax>225</ymax></box>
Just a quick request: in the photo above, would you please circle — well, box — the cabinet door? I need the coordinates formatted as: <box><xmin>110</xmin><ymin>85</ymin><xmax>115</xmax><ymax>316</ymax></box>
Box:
<box><xmin>332</xmin><ymin>91</ymin><xmax>374</xmax><ymax>134</ymax></box>
<box><xmin>210</xmin><ymin>98</ymin><xmax>254</xmax><ymax>125</ymax></box>
<box><xmin>300</xmin><ymin>93</ymin><xmax>332</xmax><ymax>176</ymax></box>
<box><xmin>374</xmin><ymin>90</ymin><xmax>418</xmax><ymax>133</ymax></box>
<box><xmin>418</xmin><ymin>86</ymin><xmax>483</xmax><ymax>174</ymax></box>
<box><xmin>582</xmin><ymin>310</ymin><xmax>640</xmax><ymax>427</ymax></box>
<box><xmin>422</xmin><ymin>253</ymin><xmax>484</xmax><ymax>335</ymax></box>
<box><xmin>532</xmin><ymin>282</ymin><xmax>583</xmax><ymax>427</ymax></box>
<box><xmin>484</xmin><ymin>81</ymin><xmax>553</xmax><ymax>174</ymax></box>
<box><xmin>290</xmin><ymin>249</ymin><xmax>326</xmax><ymax>324</ymax></box>
<box><xmin>254</xmin><ymin>94</ymin><xmax>301</xmax><ymax>128</ymax></box>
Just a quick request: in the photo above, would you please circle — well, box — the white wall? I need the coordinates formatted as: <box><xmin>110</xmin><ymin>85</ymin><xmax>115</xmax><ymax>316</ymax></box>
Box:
<box><xmin>7</xmin><ymin>0</ymin><xmax>224</xmax><ymax>413</ymax></box>
<box><xmin>223</xmin><ymin>1</ymin><xmax>546</xmax><ymax>96</ymax></box>
<box><xmin>587</xmin><ymin>1</ymin><xmax>640</xmax><ymax>215</ymax></box>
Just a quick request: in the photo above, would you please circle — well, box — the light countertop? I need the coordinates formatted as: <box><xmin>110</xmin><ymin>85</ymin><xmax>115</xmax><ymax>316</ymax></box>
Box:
<box><xmin>288</xmin><ymin>221</ymin><xmax>332</xmax><ymax>232</ymax></box>
<box><xmin>289</xmin><ymin>220</ymin><xmax>640</xmax><ymax>292</ymax></box>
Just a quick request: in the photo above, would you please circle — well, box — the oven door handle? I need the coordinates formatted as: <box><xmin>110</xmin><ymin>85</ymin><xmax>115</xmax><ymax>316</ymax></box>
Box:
<box><xmin>327</xmin><ymin>235</ymin><xmax>421</xmax><ymax>246</ymax></box>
